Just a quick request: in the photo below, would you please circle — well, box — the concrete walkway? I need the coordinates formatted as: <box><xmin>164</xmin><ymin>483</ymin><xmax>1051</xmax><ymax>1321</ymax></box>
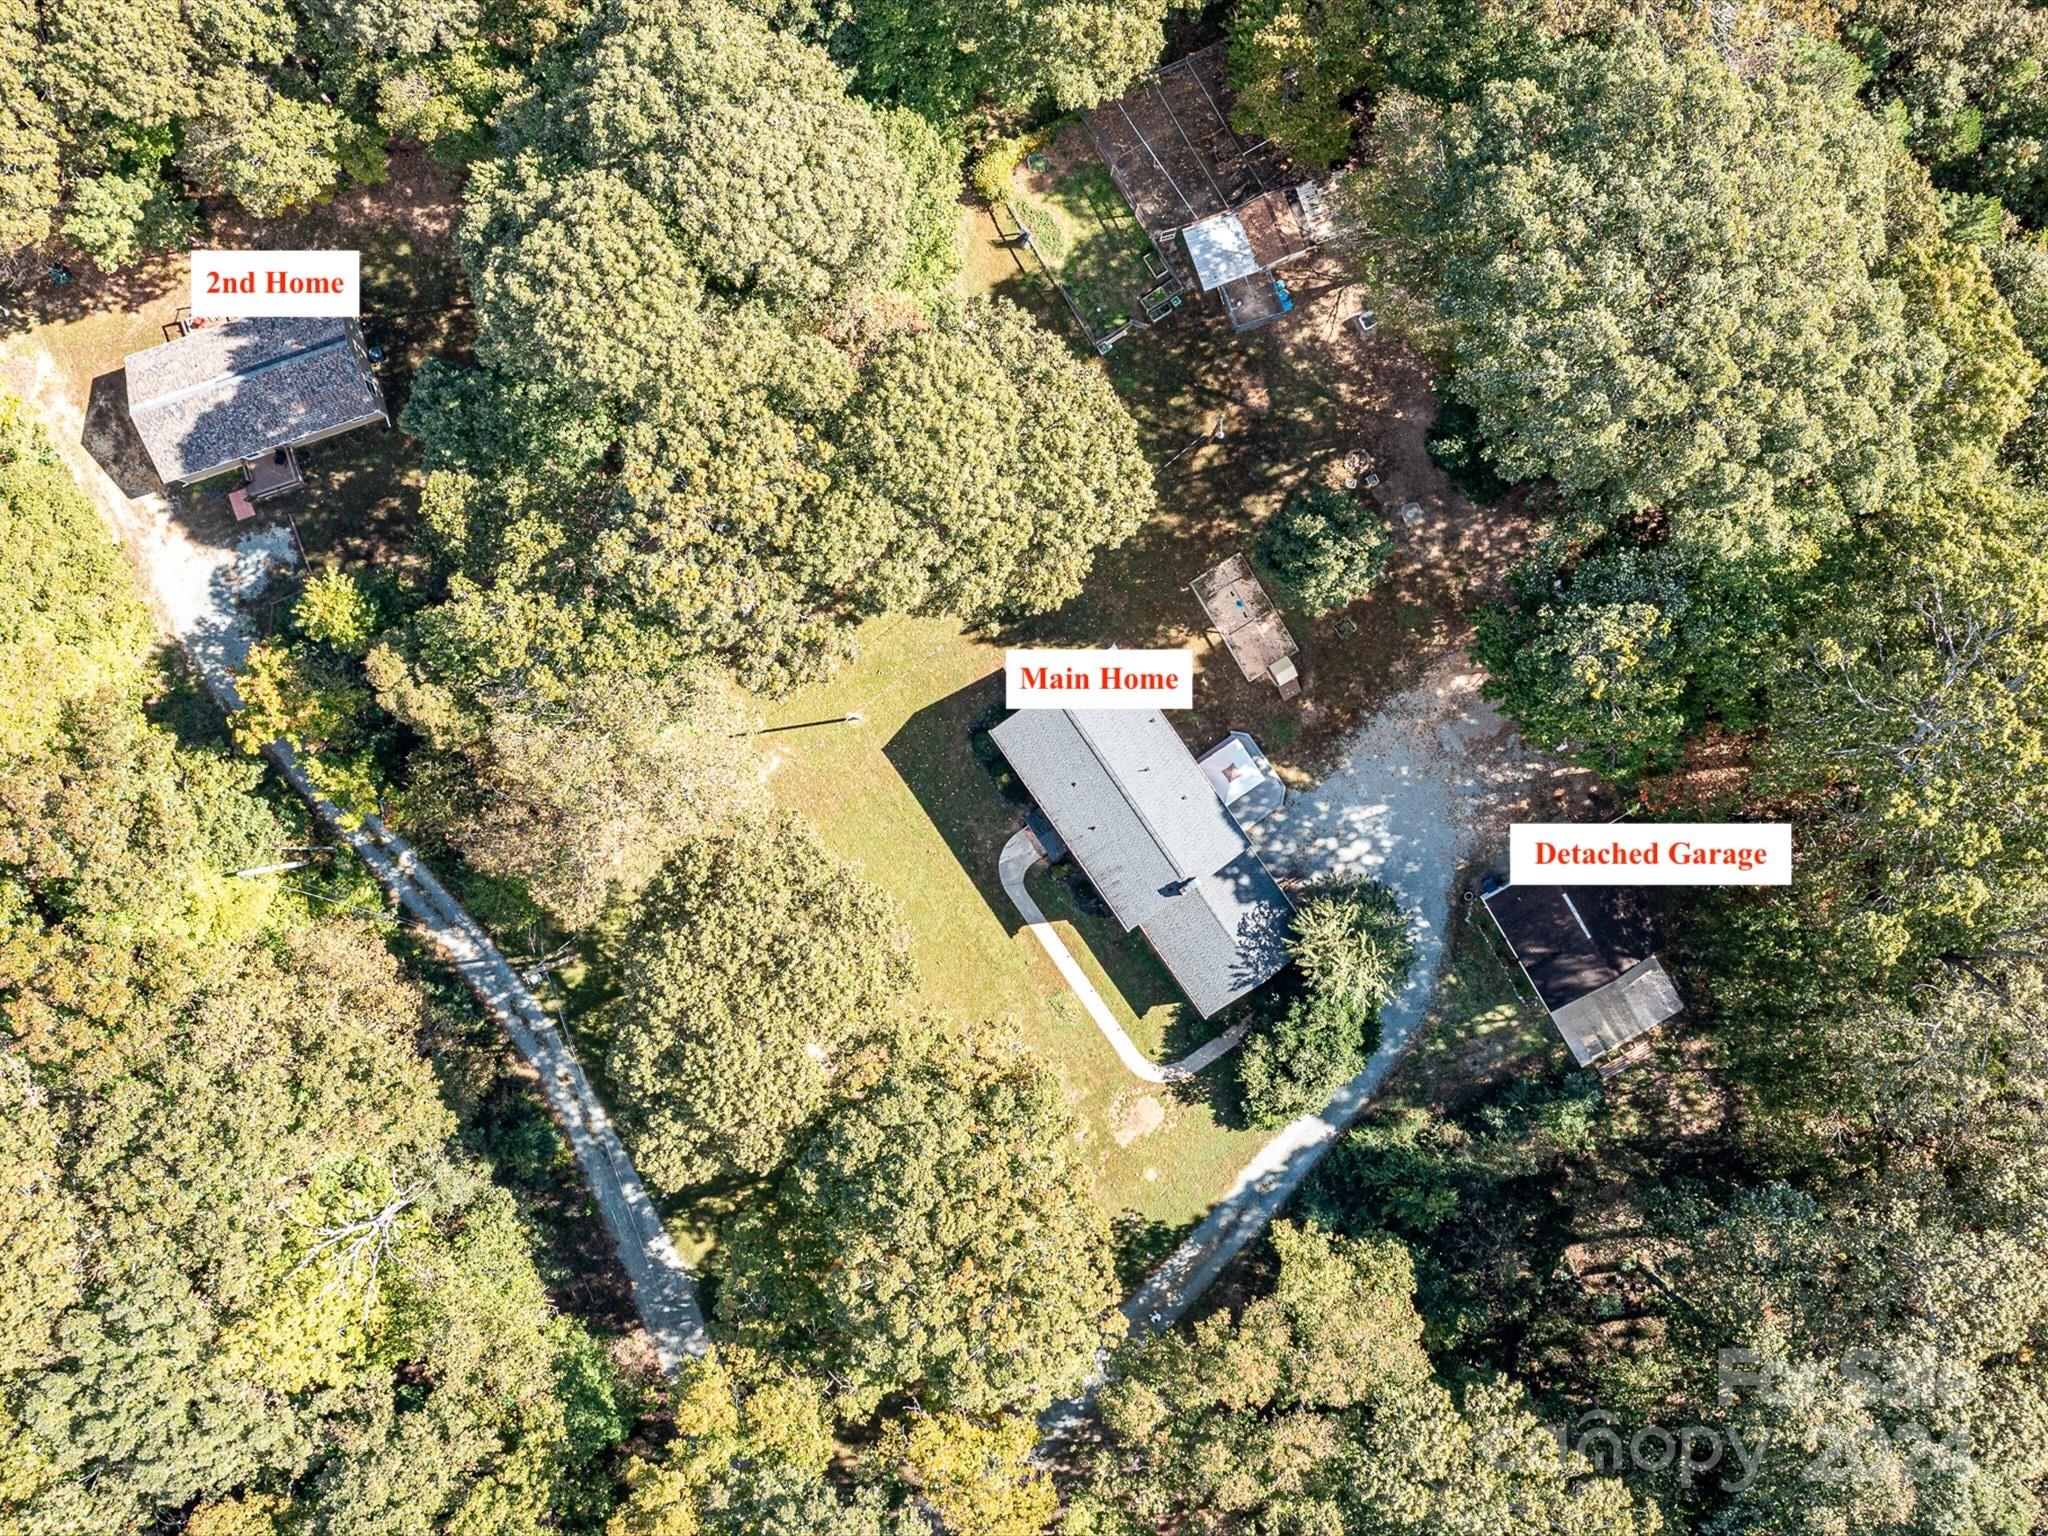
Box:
<box><xmin>999</xmin><ymin>830</ymin><xmax>1247</xmax><ymax>1085</ymax></box>
<box><xmin>16</xmin><ymin>356</ymin><xmax>709</xmax><ymax>1372</ymax></box>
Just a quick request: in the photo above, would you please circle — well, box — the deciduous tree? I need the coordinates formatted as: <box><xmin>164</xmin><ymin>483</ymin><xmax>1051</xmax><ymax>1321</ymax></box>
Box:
<box><xmin>598</xmin><ymin>817</ymin><xmax>912</xmax><ymax>1188</ymax></box>
<box><xmin>1077</xmin><ymin>1220</ymin><xmax>1658</xmax><ymax>1534</ymax></box>
<box><xmin>718</xmin><ymin>1025</ymin><xmax>1120</xmax><ymax>1413</ymax></box>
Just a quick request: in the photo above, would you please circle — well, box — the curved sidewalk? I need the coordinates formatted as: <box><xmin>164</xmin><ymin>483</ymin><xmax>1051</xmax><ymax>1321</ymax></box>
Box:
<box><xmin>999</xmin><ymin>830</ymin><xmax>1247</xmax><ymax>1085</ymax></box>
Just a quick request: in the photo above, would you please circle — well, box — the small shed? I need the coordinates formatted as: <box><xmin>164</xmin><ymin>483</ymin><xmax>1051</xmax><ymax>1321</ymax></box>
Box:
<box><xmin>124</xmin><ymin>317</ymin><xmax>388</xmax><ymax>489</ymax></box>
<box><xmin>1478</xmin><ymin>880</ymin><xmax>1683</xmax><ymax>1071</ymax></box>
<box><xmin>1182</xmin><ymin>211</ymin><xmax>1262</xmax><ymax>291</ymax></box>
<box><xmin>1191</xmin><ymin>554</ymin><xmax>1301</xmax><ymax>696</ymax></box>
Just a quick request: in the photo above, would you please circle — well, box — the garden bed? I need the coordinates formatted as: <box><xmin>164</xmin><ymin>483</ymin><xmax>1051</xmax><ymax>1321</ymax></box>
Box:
<box><xmin>1009</xmin><ymin>121</ymin><xmax>1162</xmax><ymax>343</ymax></box>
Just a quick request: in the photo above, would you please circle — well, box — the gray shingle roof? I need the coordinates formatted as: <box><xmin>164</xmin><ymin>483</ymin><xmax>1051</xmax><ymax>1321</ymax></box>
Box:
<box><xmin>992</xmin><ymin>708</ymin><xmax>1294</xmax><ymax>1017</ymax></box>
<box><xmin>124</xmin><ymin>318</ymin><xmax>387</xmax><ymax>484</ymax></box>
<box><xmin>991</xmin><ymin>708</ymin><xmax>1249</xmax><ymax>928</ymax></box>
<box><xmin>1139</xmin><ymin>853</ymin><xmax>1294</xmax><ymax>1018</ymax></box>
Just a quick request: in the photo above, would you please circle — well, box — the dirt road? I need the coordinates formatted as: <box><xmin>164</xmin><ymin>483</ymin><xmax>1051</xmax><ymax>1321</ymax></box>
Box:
<box><xmin>1042</xmin><ymin>659</ymin><xmax>1593</xmax><ymax>1435</ymax></box>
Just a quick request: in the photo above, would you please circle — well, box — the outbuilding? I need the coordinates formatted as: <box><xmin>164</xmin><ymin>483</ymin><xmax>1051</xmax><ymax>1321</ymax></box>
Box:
<box><xmin>1478</xmin><ymin>879</ymin><xmax>1684</xmax><ymax>1070</ymax></box>
<box><xmin>123</xmin><ymin>317</ymin><xmax>389</xmax><ymax>491</ymax></box>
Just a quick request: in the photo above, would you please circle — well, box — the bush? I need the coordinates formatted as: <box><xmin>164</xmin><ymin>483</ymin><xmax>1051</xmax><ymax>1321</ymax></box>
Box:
<box><xmin>970</xmin><ymin>133</ymin><xmax>1032</xmax><ymax>206</ymax></box>
<box><xmin>294</xmin><ymin>571</ymin><xmax>381</xmax><ymax>656</ymax></box>
<box><xmin>1241</xmin><ymin>880</ymin><xmax>1415</xmax><ymax>1127</ymax></box>
<box><xmin>1257</xmin><ymin>487</ymin><xmax>1393</xmax><ymax>615</ymax></box>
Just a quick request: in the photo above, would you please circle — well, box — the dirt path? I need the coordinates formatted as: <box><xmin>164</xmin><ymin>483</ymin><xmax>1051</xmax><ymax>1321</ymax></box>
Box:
<box><xmin>7</xmin><ymin>346</ymin><xmax>710</xmax><ymax>1373</ymax></box>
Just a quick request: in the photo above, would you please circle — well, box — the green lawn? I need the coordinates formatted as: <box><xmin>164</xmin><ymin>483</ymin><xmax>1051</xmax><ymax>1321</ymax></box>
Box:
<box><xmin>1024</xmin><ymin>863</ymin><xmax>1241</xmax><ymax>1061</ymax></box>
<box><xmin>1011</xmin><ymin>148</ymin><xmax>1157</xmax><ymax>340</ymax></box>
<box><xmin>758</xmin><ymin>615</ymin><xmax>1268</xmax><ymax>1225</ymax></box>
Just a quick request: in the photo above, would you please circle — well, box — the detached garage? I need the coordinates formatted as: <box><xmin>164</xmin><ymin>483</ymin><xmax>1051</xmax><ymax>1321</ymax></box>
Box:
<box><xmin>1478</xmin><ymin>880</ymin><xmax>1684</xmax><ymax>1071</ymax></box>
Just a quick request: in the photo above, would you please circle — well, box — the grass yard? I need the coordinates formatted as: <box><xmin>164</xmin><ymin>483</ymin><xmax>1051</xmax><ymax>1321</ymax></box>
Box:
<box><xmin>758</xmin><ymin>615</ymin><xmax>1269</xmax><ymax>1226</ymax></box>
<box><xmin>1011</xmin><ymin>121</ymin><xmax>1160</xmax><ymax>341</ymax></box>
<box><xmin>1024</xmin><ymin>864</ymin><xmax>1230</xmax><ymax>1062</ymax></box>
<box><xmin>3</xmin><ymin>153</ymin><xmax>466</xmax><ymax>583</ymax></box>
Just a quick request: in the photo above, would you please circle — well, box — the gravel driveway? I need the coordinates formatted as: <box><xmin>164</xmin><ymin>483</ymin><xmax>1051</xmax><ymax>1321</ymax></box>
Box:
<box><xmin>1105</xmin><ymin>658</ymin><xmax>1597</xmax><ymax>1353</ymax></box>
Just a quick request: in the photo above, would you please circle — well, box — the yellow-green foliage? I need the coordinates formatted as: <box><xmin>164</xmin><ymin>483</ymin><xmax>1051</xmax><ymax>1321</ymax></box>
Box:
<box><xmin>882</xmin><ymin>1411</ymin><xmax>1057</xmax><ymax>1536</ymax></box>
<box><xmin>0</xmin><ymin>390</ymin><xmax>153</xmax><ymax>758</ymax></box>
<box><xmin>969</xmin><ymin>128</ymin><xmax>1049</xmax><ymax>207</ymax></box>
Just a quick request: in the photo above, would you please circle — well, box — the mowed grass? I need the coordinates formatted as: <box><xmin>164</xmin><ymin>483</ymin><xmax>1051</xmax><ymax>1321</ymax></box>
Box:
<box><xmin>1025</xmin><ymin>864</ymin><xmax>1242</xmax><ymax>1061</ymax></box>
<box><xmin>758</xmin><ymin>615</ymin><xmax>1268</xmax><ymax>1225</ymax></box>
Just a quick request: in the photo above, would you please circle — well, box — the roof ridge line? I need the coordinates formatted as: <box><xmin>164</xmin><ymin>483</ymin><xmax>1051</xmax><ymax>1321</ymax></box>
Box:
<box><xmin>1066</xmin><ymin>711</ymin><xmax>1189</xmax><ymax>883</ymax></box>
<box><xmin>1069</xmin><ymin>710</ymin><xmax>1242</xmax><ymax>883</ymax></box>
<box><xmin>129</xmin><ymin>328</ymin><xmax>353</xmax><ymax>409</ymax></box>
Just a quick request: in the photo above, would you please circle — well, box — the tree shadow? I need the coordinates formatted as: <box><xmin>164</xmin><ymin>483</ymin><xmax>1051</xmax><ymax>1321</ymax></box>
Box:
<box><xmin>0</xmin><ymin>246</ymin><xmax>184</xmax><ymax>340</ymax></box>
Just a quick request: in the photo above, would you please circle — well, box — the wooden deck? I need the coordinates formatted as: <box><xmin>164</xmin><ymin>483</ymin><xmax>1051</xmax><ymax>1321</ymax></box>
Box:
<box><xmin>1191</xmin><ymin>554</ymin><xmax>1299</xmax><ymax>686</ymax></box>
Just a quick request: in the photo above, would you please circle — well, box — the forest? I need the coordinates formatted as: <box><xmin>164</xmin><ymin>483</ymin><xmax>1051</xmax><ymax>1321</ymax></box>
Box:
<box><xmin>3</xmin><ymin>0</ymin><xmax>2048</xmax><ymax>1533</ymax></box>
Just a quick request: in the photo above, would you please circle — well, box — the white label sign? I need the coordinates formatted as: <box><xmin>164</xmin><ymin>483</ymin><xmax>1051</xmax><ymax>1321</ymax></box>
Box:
<box><xmin>1005</xmin><ymin>648</ymin><xmax>1194</xmax><ymax>710</ymax></box>
<box><xmin>191</xmin><ymin>250</ymin><xmax>360</xmax><ymax>318</ymax></box>
<box><xmin>1509</xmin><ymin>823</ymin><xmax>1792</xmax><ymax>886</ymax></box>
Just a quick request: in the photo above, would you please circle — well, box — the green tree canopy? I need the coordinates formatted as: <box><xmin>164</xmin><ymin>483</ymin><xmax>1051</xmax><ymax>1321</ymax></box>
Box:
<box><xmin>718</xmin><ymin>1024</ymin><xmax>1120</xmax><ymax>1414</ymax></box>
<box><xmin>1713</xmin><ymin>477</ymin><xmax>2048</xmax><ymax>999</ymax></box>
<box><xmin>1257</xmin><ymin>487</ymin><xmax>1394</xmax><ymax>616</ymax></box>
<box><xmin>1241</xmin><ymin>880</ymin><xmax>1414</xmax><ymax>1125</ymax></box>
<box><xmin>608</xmin><ymin>1351</ymin><xmax>918</xmax><ymax>1536</ymax></box>
<box><xmin>599</xmin><ymin>817</ymin><xmax>914</xmax><ymax>1189</ymax></box>
<box><xmin>547</xmin><ymin>0</ymin><xmax>914</xmax><ymax>310</ymax></box>
<box><xmin>824</xmin><ymin>300</ymin><xmax>1154</xmax><ymax>624</ymax></box>
<box><xmin>1661</xmin><ymin>1177</ymin><xmax>2048</xmax><ymax>1536</ymax></box>
<box><xmin>0</xmin><ymin>390</ymin><xmax>628</xmax><ymax>1536</ymax></box>
<box><xmin>1076</xmin><ymin>1220</ymin><xmax>1659</xmax><ymax>1534</ymax></box>
<box><xmin>852</xmin><ymin>0</ymin><xmax>1166</xmax><ymax>120</ymax></box>
<box><xmin>1369</xmin><ymin>28</ymin><xmax>1930</xmax><ymax>563</ymax></box>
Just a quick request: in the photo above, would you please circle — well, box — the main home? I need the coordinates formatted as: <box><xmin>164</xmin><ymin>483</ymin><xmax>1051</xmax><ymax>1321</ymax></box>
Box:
<box><xmin>992</xmin><ymin>707</ymin><xmax>1295</xmax><ymax>1018</ymax></box>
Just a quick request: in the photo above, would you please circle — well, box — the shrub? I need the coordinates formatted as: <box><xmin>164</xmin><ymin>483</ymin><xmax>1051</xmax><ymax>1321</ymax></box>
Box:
<box><xmin>1257</xmin><ymin>487</ymin><xmax>1393</xmax><ymax>615</ymax></box>
<box><xmin>1241</xmin><ymin>880</ymin><xmax>1415</xmax><ymax>1127</ymax></box>
<box><xmin>295</xmin><ymin>570</ymin><xmax>381</xmax><ymax>656</ymax></box>
<box><xmin>970</xmin><ymin>133</ymin><xmax>1031</xmax><ymax>206</ymax></box>
<box><xmin>1425</xmin><ymin>390</ymin><xmax>1510</xmax><ymax>502</ymax></box>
